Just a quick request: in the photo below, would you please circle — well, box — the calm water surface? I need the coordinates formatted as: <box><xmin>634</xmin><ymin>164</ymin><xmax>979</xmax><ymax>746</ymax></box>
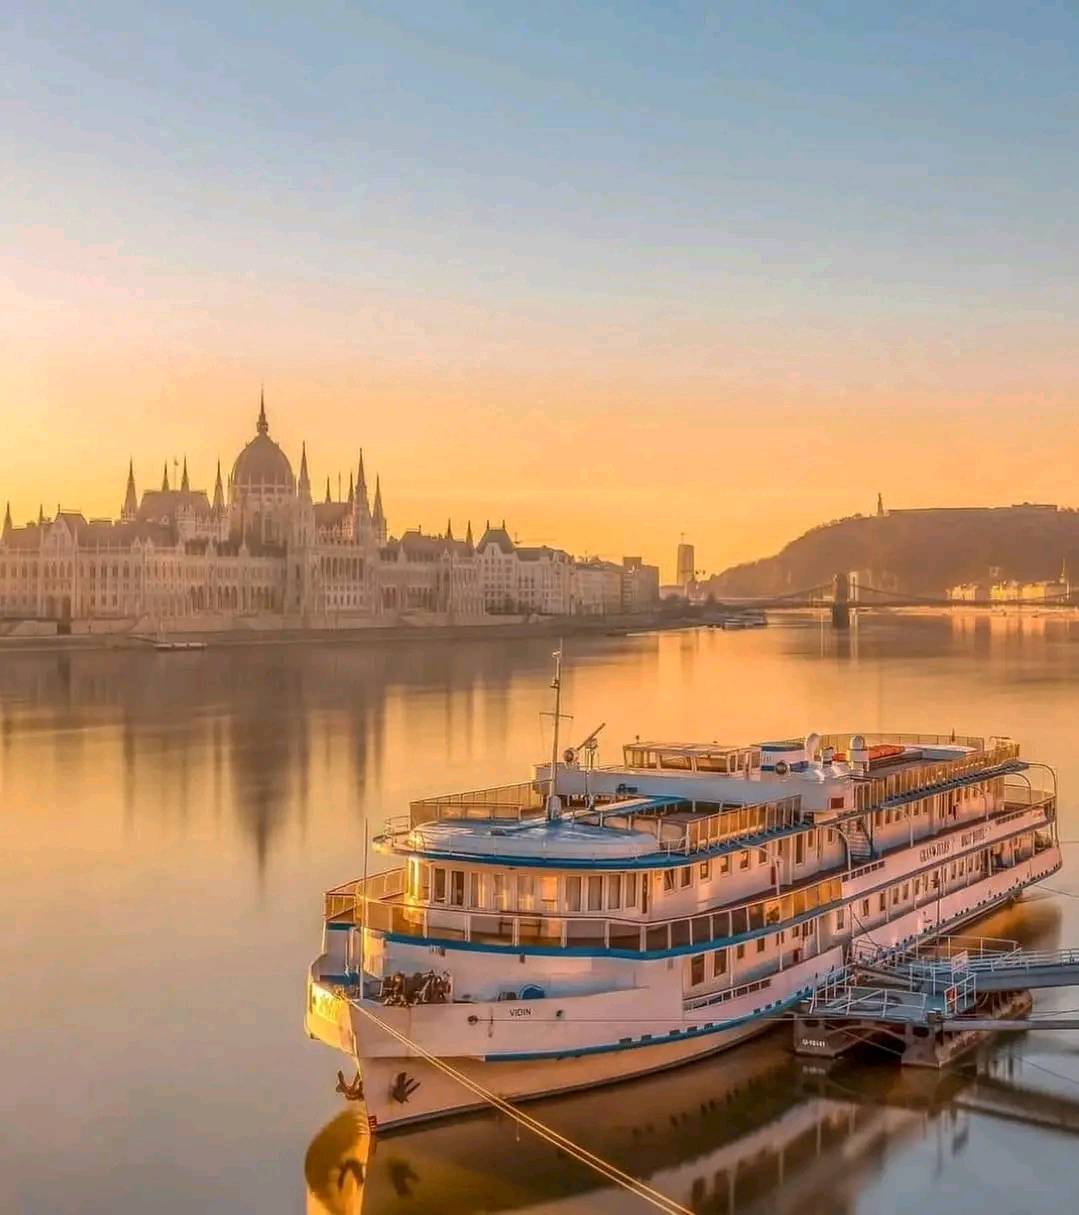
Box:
<box><xmin>4</xmin><ymin>614</ymin><xmax>1079</xmax><ymax>1214</ymax></box>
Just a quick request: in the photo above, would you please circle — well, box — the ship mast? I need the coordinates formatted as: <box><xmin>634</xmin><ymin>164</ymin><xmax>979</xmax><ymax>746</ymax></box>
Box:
<box><xmin>546</xmin><ymin>642</ymin><xmax>564</xmax><ymax>820</ymax></box>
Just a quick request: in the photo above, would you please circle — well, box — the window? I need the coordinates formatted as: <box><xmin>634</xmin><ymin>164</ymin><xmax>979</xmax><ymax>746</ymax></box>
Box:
<box><xmin>587</xmin><ymin>875</ymin><xmax>604</xmax><ymax>911</ymax></box>
<box><xmin>450</xmin><ymin>871</ymin><xmax>466</xmax><ymax>907</ymax></box>
<box><xmin>699</xmin><ymin>860</ymin><xmax>712</xmax><ymax>881</ymax></box>
<box><xmin>625</xmin><ymin>873</ymin><xmax>638</xmax><ymax>908</ymax></box>
<box><xmin>433</xmin><ymin>868</ymin><xmax>447</xmax><ymax>903</ymax></box>
<box><xmin>739</xmin><ymin>852</ymin><xmax>751</xmax><ymax>871</ymax></box>
<box><xmin>468</xmin><ymin>872</ymin><xmax>482</xmax><ymax>908</ymax></box>
<box><xmin>861</xmin><ymin>899</ymin><xmax>870</xmax><ymax>918</ymax></box>
<box><xmin>607</xmin><ymin>874</ymin><xmax>622</xmax><ymax>910</ymax></box>
<box><xmin>712</xmin><ymin>949</ymin><xmax>728</xmax><ymax>977</ymax></box>
<box><xmin>679</xmin><ymin>867</ymin><xmax>692</xmax><ymax>889</ymax></box>
<box><xmin>756</xmin><ymin>936</ymin><xmax>766</xmax><ymax>953</ymax></box>
<box><xmin>879</xmin><ymin>893</ymin><xmax>887</xmax><ymax>913</ymax></box>
<box><xmin>795</xmin><ymin>834</ymin><xmax>805</xmax><ymax>865</ymax></box>
<box><xmin>736</xmin><ymin>943</ymin><xmax>746</xmax><ymax>960</ymax></box>
<box><xmin>663</xmin><ymin>870</ymin><xmax>676</xmax><ymax>893</ymax></box>
<box><xmin>720</xmin><ymin>855</ymin><xmax>732</xmax><ymax>875</ymax></box>
<box><xmin>836</xmin><ymin>908</ymin><xmax>845</xmax><ymax>930</ymax></box>
<box><xmin>540</xmin><ymin>876</ymin><xmax>558</xmax><ymax>910</ymax></box>
<box><xmin>690</xmin><ymin>955</ymin><xmax>705</xmax><ymax>986</ymax></box>
<box><xmin>565</xmin><ymin>875</ymin><xmax>582</xmax><ymax>912</ymax></box>
<box><xmin>517</xmin><ymin>874</ymin><xmax>535</xmax><ymax>910</ymax></box>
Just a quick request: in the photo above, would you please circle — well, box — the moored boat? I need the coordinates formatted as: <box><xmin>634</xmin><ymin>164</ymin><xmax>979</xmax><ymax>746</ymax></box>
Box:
<box><xmin>305</xmin><ymin>661</ymin><xmax>1061</xmax><ymax>1132</ymax></box>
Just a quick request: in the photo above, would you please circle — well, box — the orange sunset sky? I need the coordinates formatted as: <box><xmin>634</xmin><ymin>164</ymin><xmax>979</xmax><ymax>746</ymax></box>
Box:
<box><xmin>5</xmin><ymin>4</ymin><xmax>1079</xmax><ymax>579</ymax></box>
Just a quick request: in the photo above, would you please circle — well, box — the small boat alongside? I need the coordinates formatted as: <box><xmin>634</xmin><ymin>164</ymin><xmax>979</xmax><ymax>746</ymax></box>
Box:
<box><xmin>306</xmin><ymin>658</ymin><xmax>1061</xmax><ymax>1132</ymax></box>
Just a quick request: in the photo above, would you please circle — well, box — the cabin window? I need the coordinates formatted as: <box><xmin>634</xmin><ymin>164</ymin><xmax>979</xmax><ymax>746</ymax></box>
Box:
<box><xmin>433</xmin><ymin>868</ymin><xmax>447</xmax><ymax>903</ymax></box>
<box><xmin>696</xmin><ymin>756</ymin><xmax>729</xmax><ymax>773</ymax></box>
<box><xmin>827</xmin><ymin>829</ymin><xmax>835</xmax><ymax>844</ymax></box>
<box><xmin>690</xmin><ymin>955</ymin><xmax>705</xmax><ymax>986</ymax></box>
<box><xmin>756</xmin><ymin>937</ymin><xmax>766</xmax><ymax>954</ymax></box>
<box><xmin>517</xmin><ymin>874</ymin><xmax>535</xmax><ymax>911</ymax></box>
<box><xmin>493</xmin><ymin>873</ymin><xmax>508</xmax><ymax>910</ymax></box>
<box><xmin>829</xmin><ymin>796</ymin><xmax>844</xmax><ymax>810</ymax></box>
<box><xmin>713</xmin><ymin>950</ymin><xmax>727</xmax><ymax>977</ymax></box>
<box><xmin>587</xmin><ymin>875</ymin><xmax>604</xmax><ymax>911</ymax></box>
<box><xmin>891</xmin><ymin>886</ymin><xmax>899</xmax><ymax>905</ymax></box>
<box><xmin>625</xmin><ymin>873</ymin><xmax>638</xmax><ymax>908</ymax></box>
<box><xmin>699</xmin><ymin>860</ymin><xmax>712</xmax><ymax>881</ymax></box>
<box><xmin>450</xmin><ymin>871</ymin><xmax>466</xmax><ymax>907</ymax></box>
<box><xmin>540</xmin><ymin>876</ymin><xmax>558</xmax><ymax>911</ymax></box>
<box><xmin>878</xmin><ymin>893</ymin><xmax>887</xmax><ymax>913</ymax></box>
<box><xmin>836</xmin><ymin>908</ymin><xmax>845</xmax><ymax>930</ymax></box>
<box><xmin>739</xmin><ymin>852</ymin><xmax>751</xmax><ymax>871</ymax></box>
<box><xmin>795</xmin><ymin>835</ymin><xmax>805</xmax><ymax>865</ymax></box>
<box><xmin>660</xmin><ymin>753</ymin><xmax>692</xmax><ymax>770</ymax></box>
<box><xmin>901</xmin><ymin>882</ymin><xmax>909</xmax><ymax>900</ymax></box>
<box><xmin>861</xmin><ymin>899</ymin><xmax>870</xmax><ymax>918</ymax></box>
<box><xmin>468</xmin><ymin>872</ymin><xmax>482</xmax><ymax>908</ymax></box>
<box><xmin>565</xmin><ymin>875</ymin><xmax>582</xmax><ymax>912</ymax></box>
<box><xmin>607</xmin><ymin>874</ymin><xmax>622</xmax><ymax>910</ymax></box>
<box><xmin>663</xmin><ymin>870</ymin><xmax>677</xmax><ymax>894</ymax></box>
<box><xmin>679</xmin><ymin>867</ymin><xmax>692</xmax><ymax>889</ymax></box>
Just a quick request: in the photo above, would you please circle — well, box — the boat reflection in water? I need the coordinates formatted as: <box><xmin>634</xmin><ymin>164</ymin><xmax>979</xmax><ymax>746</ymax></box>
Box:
<box><xmin>304</xmin><ymin>899</ymin><xmax>1078</xmax><ymax>1215</ymax></box>
<box><xmin>304</xmin><ymin>1032</ymin><xmax>1079</xmax><ymax>1215</ymax></box>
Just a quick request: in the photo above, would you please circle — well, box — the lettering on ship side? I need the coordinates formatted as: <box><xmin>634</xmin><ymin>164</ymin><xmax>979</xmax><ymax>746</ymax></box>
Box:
<box><xmin>509</xmin><ymin>1007</ymin><xmax>533</xmax><ymax>1018</ymax></box>
<box><xmin>919</xmin><ymin>839</ymin><xmax>952</xmax><ymax>863</ymax></box>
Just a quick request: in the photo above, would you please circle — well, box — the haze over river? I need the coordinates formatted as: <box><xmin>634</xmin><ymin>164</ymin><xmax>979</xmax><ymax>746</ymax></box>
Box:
<box><xmin>4</xmin><ymin>614</ymin><xmax>1079</xmax><ymax>1214</ymax></box>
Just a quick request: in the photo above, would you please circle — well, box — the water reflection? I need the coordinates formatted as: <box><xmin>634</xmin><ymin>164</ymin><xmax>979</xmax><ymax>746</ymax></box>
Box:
<box><xmin>5</xmin><ymin>618</ymin><xmax>1079</xmax><ymax>1214</ymax></box>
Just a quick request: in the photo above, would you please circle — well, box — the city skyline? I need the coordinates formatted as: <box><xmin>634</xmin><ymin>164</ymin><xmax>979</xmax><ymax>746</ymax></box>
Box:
<box><xmin>6</xmin><ymin>4</ymin><xmax>1079</xmax><ymax>577</ymax></box>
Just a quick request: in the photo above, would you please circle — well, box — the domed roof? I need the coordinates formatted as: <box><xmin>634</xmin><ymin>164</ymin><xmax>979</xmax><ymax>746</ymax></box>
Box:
<box><xmin>231</xmin><ymin>396</ymin><xmax>295</xmax><ymax>491</ymax></box>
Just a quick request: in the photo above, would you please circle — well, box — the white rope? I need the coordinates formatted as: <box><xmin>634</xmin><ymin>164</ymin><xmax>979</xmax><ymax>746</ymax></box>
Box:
<box><xmin>353</xmin><ymin>1002</ymin><xmax>694</xmax><ymax>1215</ymax></box>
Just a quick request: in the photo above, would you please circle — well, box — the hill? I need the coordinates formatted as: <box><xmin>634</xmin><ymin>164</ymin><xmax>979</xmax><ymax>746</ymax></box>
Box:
<box><xmin>704</xmin><ymin>504</ymin><xmax>1079</xmax><ymax>599</ymax></box>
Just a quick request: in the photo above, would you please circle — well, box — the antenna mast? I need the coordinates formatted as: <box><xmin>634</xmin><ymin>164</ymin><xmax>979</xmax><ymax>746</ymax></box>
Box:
<box><xmin>546</xmin><ymin>641</ymin><xmax>564</xmax><ymax>821</ymax></box>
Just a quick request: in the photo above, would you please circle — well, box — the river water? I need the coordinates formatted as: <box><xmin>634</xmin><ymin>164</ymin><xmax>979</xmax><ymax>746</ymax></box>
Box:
<box><xmin>3</xmin><ymin>614</ymin><xmax>1079</xmax><ymax>1214</ymax></box>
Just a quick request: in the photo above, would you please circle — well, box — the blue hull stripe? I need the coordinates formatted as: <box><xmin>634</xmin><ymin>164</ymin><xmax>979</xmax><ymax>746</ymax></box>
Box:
<box><xmin>482</xmin><ymin>989</ymin><xmax>812</xmax><ymax>1062</ymax></box>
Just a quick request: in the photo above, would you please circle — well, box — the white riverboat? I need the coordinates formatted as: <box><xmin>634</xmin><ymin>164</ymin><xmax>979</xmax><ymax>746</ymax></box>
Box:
<box><xmin>305</xmin><ymin>664</ymin><xmax>1061</xmax><ymax>1132</ymax></box>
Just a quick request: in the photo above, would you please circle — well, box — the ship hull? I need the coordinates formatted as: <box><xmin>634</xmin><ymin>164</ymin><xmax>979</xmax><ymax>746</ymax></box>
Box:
<box><xmin>309</xmin><ymin>844</ymin><xmax>1060</xmax><ymax>1132</ymax></box>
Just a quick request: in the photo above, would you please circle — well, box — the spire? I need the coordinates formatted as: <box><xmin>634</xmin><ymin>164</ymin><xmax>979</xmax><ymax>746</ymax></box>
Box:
<box><xmin>324</xmin><ymin>477</ymin><xmax>331</xmax><ymax>504</ymax></box>
<box><xmin>465</xmin><ymin>520</ymin><xmax>473</xmax><ymax>548</ymax></box>
<box><xmin>298</xmin><ymin>441</ymin><xmax>311</xmax><ymax>500</ymax></box>
<box><xmin>876</xmin><ymin>492</ymin><xmax>884</xmax><ymax>517</ymax></box>
<box><xmin>357</xmin><ymin>450</ymin><xmax>369</xmax><ymax>513</ymax></box>
<box><xmin>38</xmin><ymin>504</ymin><xmax>44</xmax><ymax>525</ymax></box>
<box><xmin>181</xmin><ymin>456</ymin><xmax>190</xmax><ymax>492</ymax></box>
<box><xmin>373</xmin><ymin>475</ymin><xmax>385</xmax><ymax>540</ymax></box>
<box><xmin>347</xmin><ymin>471</ymin><xmax>354</xmax><ymax>505</ymax></box>
<box><xmin>162</xmin><ymin>462</ymin><xmax>170</xmax><ymax>492</ymax></box>
<box><xmin>212</xmin><ymin>460</ymin><xmax>224</xmax><ymax>512</ymax></box>
<box><xmin>2</xmin><ymin>501</ymin><xmax>11</xmax><ymax>541</ymax></box>
<box><xmin>257</xmin><ymin>387</ymin><xmax>268</xmax><ymax>435</ymax></box>
<box><xmin>122</xmin><ymin>459</ymin><xmax>138</xmax><ymax>520</ymax></box>
<box><xmin>446</xmin><ymin>517</ymin><xmax>454</xmax><ymax>541</ymax></box>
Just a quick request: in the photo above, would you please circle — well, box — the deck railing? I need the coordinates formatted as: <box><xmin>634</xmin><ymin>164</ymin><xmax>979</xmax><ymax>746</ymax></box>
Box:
<box><xmin>325</xmin><ymin>871</ymin><xmax>844</xmax><ymax>954</ymax></box>
<box><xmin>853</xmin><ymin>741</ymin><xmax>1021</xmax><ymax>811</ymax></box>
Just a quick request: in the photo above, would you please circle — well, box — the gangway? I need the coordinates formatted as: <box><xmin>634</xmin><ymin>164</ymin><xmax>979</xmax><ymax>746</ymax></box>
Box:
<box><xmin>853</xmin><ymin>935</ymin><xmax>1079</xmax><ymax>994</ymax></box>
<box><xmin>794</xmin><ymin>935</ymin><xmax>1079</xmax><ymax>1068</ymax></box>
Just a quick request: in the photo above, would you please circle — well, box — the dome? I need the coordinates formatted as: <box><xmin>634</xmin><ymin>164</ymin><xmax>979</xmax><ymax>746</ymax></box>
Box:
<box><xmin>231</xmin><ymin>397</ymin><xmax>295</xmax><ymax>492</ymax></box>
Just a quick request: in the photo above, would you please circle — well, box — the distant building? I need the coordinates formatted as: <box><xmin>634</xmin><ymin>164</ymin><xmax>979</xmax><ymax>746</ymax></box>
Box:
<box><xmin>676</xmin><ymin>542</ymin><xmax>695</xmax><ymax>589</ymax></box>
<box><xmin>0</xmin><ymin>400</ymin><xmax>661</xmax><ymax>630</ymax></box>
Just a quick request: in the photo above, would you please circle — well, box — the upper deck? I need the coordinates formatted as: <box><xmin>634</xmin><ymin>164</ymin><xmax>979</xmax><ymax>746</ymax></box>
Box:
<box><xmin>375</xmin><ymin>731</ymin><xmax>1026</xmax><ymax>867</ymax></box>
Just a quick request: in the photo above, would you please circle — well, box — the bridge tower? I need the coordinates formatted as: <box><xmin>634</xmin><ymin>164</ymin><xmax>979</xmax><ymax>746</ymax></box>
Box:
<box><xmin>831</xmin><ymin>571</ymin><xmax>851</xmax><ymax>629</ymax></box>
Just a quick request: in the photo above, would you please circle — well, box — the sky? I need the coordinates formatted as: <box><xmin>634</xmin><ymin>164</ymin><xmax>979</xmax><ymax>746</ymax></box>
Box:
<box><xmin>3</xmin><ymin>1</ymin><xmax>1079</xmax><ymax>578</ymax></box>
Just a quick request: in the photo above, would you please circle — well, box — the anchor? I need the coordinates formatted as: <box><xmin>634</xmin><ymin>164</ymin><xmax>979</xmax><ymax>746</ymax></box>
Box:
<box><xmin>390</xmin><ymin>1071</ymin><xmax>421</xmax><ymax>1104</ymax></box>
<box><xmin>335</xmin><ymin>1069</ymin><xmax>364</xmax><ymax>1101</ymax></box>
